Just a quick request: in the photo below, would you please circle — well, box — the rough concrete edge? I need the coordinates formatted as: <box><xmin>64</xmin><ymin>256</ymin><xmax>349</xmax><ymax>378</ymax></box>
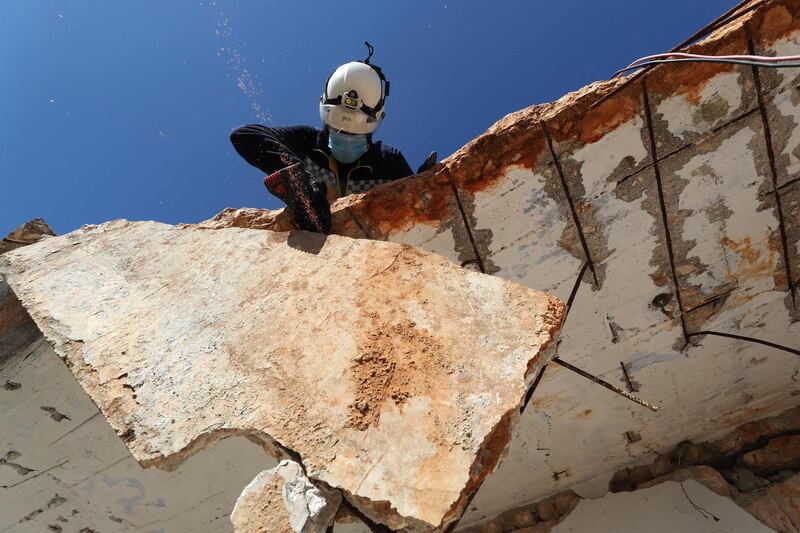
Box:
<box><xmin>316</xmin><ymin>294</ymin><xmax>565</xmax><ymax>533</ymax></box>
<box><xmin>442</xmin><ymin>301</ymin><xmax>565</xmax><ymax>532</ymax></box>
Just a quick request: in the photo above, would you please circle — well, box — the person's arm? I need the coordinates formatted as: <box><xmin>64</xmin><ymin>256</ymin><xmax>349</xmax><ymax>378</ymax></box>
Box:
<box><xmin>229</xmin><ymin>125</ymin><xmax>319</xmax><ymax>174</ymax></box>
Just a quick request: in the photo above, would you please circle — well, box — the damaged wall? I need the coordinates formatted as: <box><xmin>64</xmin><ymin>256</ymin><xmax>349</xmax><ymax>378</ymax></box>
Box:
<box><xmin>206</xmin><ymin>1</ymin><xmax>800</xmax><ymax>529</ymax></box>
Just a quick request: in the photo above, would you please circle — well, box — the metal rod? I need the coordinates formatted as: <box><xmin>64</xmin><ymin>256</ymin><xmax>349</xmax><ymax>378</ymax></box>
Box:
<box><xmin>553</xmin><ymin>357</ymin><xmax>659</xmax><ymax>412</ymax></box>
<box><xmin>642</xmin><ymin>78</ymin><xmax>691</xmax><ymax>345</ymax></box>
<box><xmin>447</xmin><ymin>168</ymin><xmax>487</xmax><ymax>274</ymax></box>
<box><xmin>543</xmin><ymin>122</ymin><xmax>598</xmax><ymax>285</ymax></box>
<box><xmin>565</xmin><ymin>262</ymin><xmax>590</xmax><ymax>320</ymax></box>
<box><xmin>746</xmin><ymin>24</ymin><xmax>797</xmax><ymax>310</ymax></box>
<box><xmin>620</xmin><ymin>361</ymin><xmax>636</xmax><ymax>393</ymax></box>
<box><xmin>521</xmin><ymin>364</ymin><xmax>549</xmax><ymax>414</ymax></box>
<box><xmin>688</xmin><ymin>330</ymin><xmax>800</xmax><ymax>356</ymax></box>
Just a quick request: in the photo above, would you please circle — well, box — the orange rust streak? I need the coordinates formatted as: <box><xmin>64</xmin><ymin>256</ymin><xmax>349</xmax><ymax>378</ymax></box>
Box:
<box><xmin>334</xmin><ymin>169</ymin><xmax>455</xmax><ymax>234</ymax></box>
<box><xmin>577</xmin><ymin>90</ymin><xmax>641</xmax><ymax>144</ymax></box>
<box><xmin>445</xmin><ymin>114</ymin><xmax>549</xmax><ymax>195</ymax></box>
<box><xmin>721</xmin><ymin>234</ymin><xmax>778</xmax><ymax>283</ymax></box>
<box><xmin>752</xmin><ymin>3</ymin><xmax>800</xmax><ymax>44</ymax></box>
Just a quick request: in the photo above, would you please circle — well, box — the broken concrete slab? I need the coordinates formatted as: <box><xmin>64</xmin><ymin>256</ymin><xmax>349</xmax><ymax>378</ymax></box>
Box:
<box><xmin>231</xmin><ymin>460</ymin><xmax>341</xmax><ymax>533</ymax></box>
<box><xmin>0</xmin><ymin>220</ymin><xmax>564</xmax><ymax>531</ymax></box>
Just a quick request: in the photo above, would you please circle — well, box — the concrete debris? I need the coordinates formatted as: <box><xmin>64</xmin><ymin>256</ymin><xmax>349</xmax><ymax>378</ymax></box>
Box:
<box><xmin>231</xmin><ymin>460</ymin><xmax>342</xmax><ymax>533</ymax></box>
<box><xmin>0</xmin><ymin>219</ymin><xmax>52</xmax><ymax>363</ymax></box>
<box><xmin>0</xmin><ymin>218</ymin><xmax>55</xmax><ymax>254</ymax></box>
<box><xmin>0</xmin><ymin>220</ymin><xmax>564</xmax><ymax>531</ymax></box>
<box><xmin>742</xmin><ymin>435</ymin><xmax>800</xmax><ymax>476</ymax></box>
<box><xmin>740</xmin><ymin>472</ymin><xmax>800</xmax><ymax>533</ymax></box>
<box><xmin>459</xmin><ymin>492</ymin><xmax>578</xmax><ymax>533</ymax></box>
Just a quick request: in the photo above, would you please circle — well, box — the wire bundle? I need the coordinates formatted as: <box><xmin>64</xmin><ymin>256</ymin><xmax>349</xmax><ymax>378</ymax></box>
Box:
<box><xmin>613</xmin><ymin>52</ymin><xmax>800</xmax><ymax>78</ymax></box>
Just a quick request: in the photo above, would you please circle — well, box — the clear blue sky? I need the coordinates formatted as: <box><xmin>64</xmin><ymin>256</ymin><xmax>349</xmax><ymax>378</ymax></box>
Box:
<box><xmin>2</xmin><ymin>1</ymin><xmax>736</xmax><ymax>235</ymax></box>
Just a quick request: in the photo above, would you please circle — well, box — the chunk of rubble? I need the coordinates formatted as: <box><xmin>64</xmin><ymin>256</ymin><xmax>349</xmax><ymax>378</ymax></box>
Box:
<box><xmin>0</xmin><ymin>218</ymin><xmax>55</xmax><ymax>254</ymax></box>
<box><xmin>0</xmin><ymin>220</ymin><xmax>564</xmax><ymax>531</ymax></box>
<box><xmin>231</xmin><ymin>460</ymin><xmax>342</xmax><ymax>533</ymax></box>
<box><xmin>1</xmin><ymin>219</ymin><xmax>54</xmax><ymax>359</ymax></box>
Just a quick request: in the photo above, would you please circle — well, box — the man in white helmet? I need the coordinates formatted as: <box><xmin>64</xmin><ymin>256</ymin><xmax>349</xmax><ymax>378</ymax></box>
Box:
<box><xmin>231</xmin><ymin>43</ymin><xmax>431</xmax><ymax>234</ymax></box>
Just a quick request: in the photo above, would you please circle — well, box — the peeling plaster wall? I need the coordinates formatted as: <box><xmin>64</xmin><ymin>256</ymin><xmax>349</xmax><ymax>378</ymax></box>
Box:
<box><xmin>0</xmin><ymin>289</ymin><xmax>276</xmax><ymax>532</ymax></box>
<box><xmin>452</xmin><ymin>8</ymin><xmax>800</xmax><ymax>521</ymax></box>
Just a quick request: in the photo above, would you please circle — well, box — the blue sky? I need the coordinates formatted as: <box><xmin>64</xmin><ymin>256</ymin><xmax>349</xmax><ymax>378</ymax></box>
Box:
<box><xmin>2</xmin><ymin>1</ymin><xmax>736</xmax><ymax>235</ymax></box>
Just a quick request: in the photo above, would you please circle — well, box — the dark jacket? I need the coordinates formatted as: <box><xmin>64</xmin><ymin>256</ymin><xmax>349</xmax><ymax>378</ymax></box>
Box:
<box><xmin>230</xmin><ymin>124</ymin><xmax>413</xmax><ymax>199</ymax></box>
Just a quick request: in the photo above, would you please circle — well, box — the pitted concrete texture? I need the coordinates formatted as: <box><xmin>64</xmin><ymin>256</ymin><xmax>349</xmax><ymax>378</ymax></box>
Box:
<box><xmin>203</xmin><ymin>1</ymin><xmax>800</xmax><ymax>527</ymax></box>
<box><xmin>0</xmin><ymin>220</ymin><xmax>564</xmax><ymax>531</ymax></box>
<box><xmin>231</xmin><ymin>460</ymin><xmax>341</xmax><ymax>533</ymax></box>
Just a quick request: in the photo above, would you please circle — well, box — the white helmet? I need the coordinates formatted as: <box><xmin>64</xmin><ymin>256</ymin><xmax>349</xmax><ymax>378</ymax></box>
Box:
<box><xmin>319</xmin><ymin>43</ymin><xmax>390</xmax><ymax>135</ymax></box>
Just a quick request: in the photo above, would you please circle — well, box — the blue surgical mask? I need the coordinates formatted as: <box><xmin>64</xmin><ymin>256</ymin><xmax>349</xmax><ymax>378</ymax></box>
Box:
<box><xmin>328</xmin><ymin>130</ymin><xmax>368</xmax><ymax>164</ymax></box>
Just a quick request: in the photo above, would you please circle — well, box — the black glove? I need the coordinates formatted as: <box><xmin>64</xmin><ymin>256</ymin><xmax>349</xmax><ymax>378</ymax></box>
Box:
<box><xmin>264</xmin><ymin>164</ymin><xmax>331</xmax><ymax>234</ymax></box>
<box><xmin>417</xmin><ymin>151</ymin><xmax>438</xmax><ymax>174</ymax></box>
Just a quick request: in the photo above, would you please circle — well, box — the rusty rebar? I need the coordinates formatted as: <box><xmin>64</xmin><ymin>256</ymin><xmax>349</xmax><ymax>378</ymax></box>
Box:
<box><xmin>641</xmin><ymin>78</ymin><xmax>691</xmax><ymax>345</ymax></box>
<box><xmin>553</xmin><ymin>357</ymin><xmax>659</xmax><ymax>412</ymax></box>
<box><xmin>688</xmin><ymin>330</ymin><xmax>800</xmax><ymax>356</ymax></box>
<box><xmin>521</xmin><ymin>364</ymin><xmax>549</xmax><ymax>414</ymax></box>
<box><xmin>746</xmin><ymin>24</ymin><xmax>797</xmax><ymax>310</ymax></box>
<box><xmin>542</xmin><ymin>122</ymin><xmax>598</xmax><ymax>285</ymax></box>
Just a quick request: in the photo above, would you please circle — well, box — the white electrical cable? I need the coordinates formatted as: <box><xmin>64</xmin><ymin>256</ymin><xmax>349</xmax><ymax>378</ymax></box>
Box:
<box><xmin>614</xmin><ymin>53</ymin><xmax>800</xmax><ymax>78</ymax></box>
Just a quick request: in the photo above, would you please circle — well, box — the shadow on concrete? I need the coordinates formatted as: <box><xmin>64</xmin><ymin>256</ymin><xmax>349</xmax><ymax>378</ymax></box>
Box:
<box><xmin>286</xmin><ymin>231</ymin><xmax>328</xmax><ymax>255</ymax></box>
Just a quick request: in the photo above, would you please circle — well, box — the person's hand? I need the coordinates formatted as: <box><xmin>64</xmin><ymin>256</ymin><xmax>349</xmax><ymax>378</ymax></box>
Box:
<box><xmin>417</xmin><ymin>151</ymin><xmax>437</xmax><ymax>174</ymax></box>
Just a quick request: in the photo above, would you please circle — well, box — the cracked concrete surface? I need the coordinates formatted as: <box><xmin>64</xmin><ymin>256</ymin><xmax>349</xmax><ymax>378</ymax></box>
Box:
<box><xmin>0</xmin><ymin>220</ymin><xmax>563</xmax><ymax>531</ymax></box>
